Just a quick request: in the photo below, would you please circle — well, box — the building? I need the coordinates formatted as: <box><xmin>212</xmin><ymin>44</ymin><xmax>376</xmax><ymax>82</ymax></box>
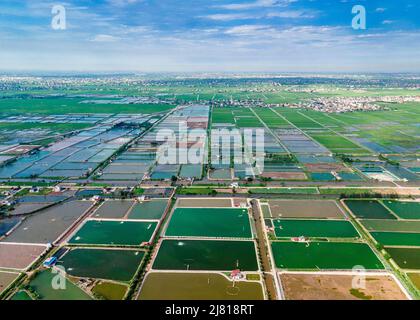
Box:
<box><xmin>230</xmin><ymin>269</ymin><xmax>244</xmax><ymax>280</ymax></box>
<box><xmin>43</xmin><ymin>257</ymin><xmax>57</xmax><ymax>268</ymax></box>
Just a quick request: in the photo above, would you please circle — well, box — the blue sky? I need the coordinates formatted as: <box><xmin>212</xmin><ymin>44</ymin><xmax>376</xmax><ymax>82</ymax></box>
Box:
<box><xmin>0</xmin><ymin>0</ymin><xmax>419</xmax><ymax>72</ymax></box>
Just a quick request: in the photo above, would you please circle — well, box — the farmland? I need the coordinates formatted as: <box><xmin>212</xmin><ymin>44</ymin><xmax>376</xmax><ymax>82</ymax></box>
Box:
<box><xmin>280</xmin><ymin>273</ymin><xmax>408</xmax><ymax>300</ymax></box>
<box><xmin>0</xmin><ymin>97</ymin><xmax>174</xmax><ymax>115</ymax></box>
<box><xmin>0</xmin><ymin>74</ymin><xmax>419</xmax><ymax>301</ymax></box>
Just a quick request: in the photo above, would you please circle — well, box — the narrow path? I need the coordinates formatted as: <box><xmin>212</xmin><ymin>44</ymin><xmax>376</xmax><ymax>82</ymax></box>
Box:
<box><xmin>250</xmin><ymin>199</ymin><xmax>282</xmax><ymax>300</ymax></box>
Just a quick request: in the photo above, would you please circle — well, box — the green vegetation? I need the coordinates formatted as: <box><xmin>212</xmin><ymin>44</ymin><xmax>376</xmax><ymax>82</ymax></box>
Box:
<box><xmin>176</xmin><ymin>187</ymin><xmax>218</xmax><ymax>195</ymax></box>
<box><xmin>252</xmin><ymin>108</ymin><xmax>289</xmax><ymax>127</ymax></box>
<box><xmin>319</xmin><ymin>188</ymin><xmax>371</xmax><ymax>195</ymax></box>
<box><xmin>308</xmin><ymin>132</ymin><xmax>368</xmax><ymax>154</ymax></box>
<box><xmin>248</xmin><ymin>187</ymin><xmax>318</xmax><ymax>194</ymax></box>
<box><xmin>265</xmin><ymin>153</ymin><xmax>298</xmax><ymax>164</ymax></box>
<box><xmin>0</xmin><ymin>122</ymin><xmax>91</xmax><ymax>133</ymax></box>
<box><xmin>212</xmin><ymin>108</ymin><xmax>235</xmax><ymax>123</ymax></box>
<box><xmin>0</xmin><ymin>97</ymin><xmax>174</xmax><ymax>114</ymax></box>
<box><xmin>349</xmin><ymin>288</ymin><xmax>372</xmax><ymax>300</ymax></box>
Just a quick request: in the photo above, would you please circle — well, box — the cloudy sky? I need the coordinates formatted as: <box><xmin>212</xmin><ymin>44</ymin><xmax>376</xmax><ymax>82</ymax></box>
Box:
<box><xmin>0</xmin><ymin>0</ymin><xmax>419</xmax><ymax>72</ymax></box>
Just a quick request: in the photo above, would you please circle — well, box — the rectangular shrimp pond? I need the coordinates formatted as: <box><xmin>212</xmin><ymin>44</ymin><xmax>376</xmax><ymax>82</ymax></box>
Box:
<box><xmin>153</xmin><ymin>239</ymin><xmax>259</xmax><ymax>271</ymax></box>
<box><xmin>68</xmin><ymin>220</ymin><xmax>157</xmax><ymax>246</ymax></box>
<box><xmin>165</xmin><ymin>208</ymin><xmax>252</xmax><ymax>238</ymax></box>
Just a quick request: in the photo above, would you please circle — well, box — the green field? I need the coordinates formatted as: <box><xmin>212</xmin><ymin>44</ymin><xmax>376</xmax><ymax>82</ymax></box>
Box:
<box><xmin>299</xmin><ymin>110</ymin><xmax>344</xmax><ymax>128</ymax></box>
<box><xmin>60</xmin><ymin>248</ymin><xmax>145</xmax><ymax>281</ymax></box>
<box><xmin>382</xmin><ymin>201</ymin><xmax>420</xmax><ymax>220</ymax></box>
<box><xmin>386</xmin><ymin>247</ymin><xmax>420</xmax><ymax>269</ymax></box>
<box><xmin>128</xmin><ymin>199</ymin><xmax>168</xmax><ymax>220</ymax></box>
<box><xmin>273</xmin><ymin>219</ymin><xmax>359</xmax><ymax>238</ymax></box>
<box><xmin>139</xmin><ymin>272</ymin><xmax>264</xmax><ymax>300</ymax></box>
<box><xmin>308</xmin><ymin>132</ymin><xmax>367</xmax><ymax>153</ymax></box>
<box><xmin>212</xmin><ymin>108</ymin><xmax>235</xmax><ymax>124</ymax></box>
<box><xmin>68</xmin><ymin>220</ymin><xmax>157</xmax><ymax>246</ymax></box>
<box><xmin>165</xmin><ymin>208</ymin><xmax>252</xmax><ymax>238</ymax></box>
<box><xmin>92</xmin><ymin>282</ymin><xmax>128</xmax><ymax>300</ymax></box>
<box><xmin>344</xmin><ymin>200</ymin><xmax>396</xmax><ymax>219</ymax></box>
<box><xmin>248</xmin><ymin>187</ymin><xmax>318</xmax><ymax>194</ymax></box>
<box><xmin>153</xmin><ymin>240</ymin><xmax>259</xmax><ymax>271</ymax></box>
<box><xmin>370</xmin><ymin>232</ymin><xmax>420</xmax><ymax>247</ymax></box>
<box><xmin>277</xmin><ymin>110</ymin><xmax>323</xmax><ymax>128</ymax></box>
<box><xmin>319</xmin><ymin>188</ymin><xmax>371</xmax><ymax>195</ymax></box>
<box><xmin>0</xmin><ymin>97</ymin><xmax>174</xmax><ymax>114</ymax></box>
<box><xmin>252</xmin><ymin>108</ymin><xmax>289</xmax><ymax>127</ymax></box>
<box><xmin>271</xmin><ymin>241</ymin><xmax>384</xmax><ymax>270</ymax></box>
<box><xmin>176</xmin><ymin>187</ymin><xmax>218</xmax><ymax>195</ymax></box>
<box><xmin>235</xmin><ymin>117</ymin><xmax>263</xmax><ymax>128</ymax></box>
<box><xmin>27</xmin><ymin>270</ymin><xmax>91</xmax><ymax>300</ymax></box>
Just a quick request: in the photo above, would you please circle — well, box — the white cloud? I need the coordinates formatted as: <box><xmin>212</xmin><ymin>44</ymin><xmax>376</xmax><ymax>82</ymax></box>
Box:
<box><xmin>376</xmin><ymin>8</ymin><xmax>387</xmax><ymax>13</ymax></box>
<box><xmin>203</xmin><ymin>13</ymin><xmax>254</xmax><ymax>21</ymax></box>
<box><xmin>91</xmin><ymin>34</ymin><xmax>120</xmax><ymax>42</ymax></box>
<box><xmin>202</xmin><ymin>10</ymin><xmax>316</xmax><ymax>21</ymax></box>
<box><xmin>215</xmin><ymin>0</ymin><xmax>297</xmax><ymax>10</ymax></box>
<box><xmin>224</xmin><ymin>25</ymin><xmax>274</xmax><ymax>36</ymax></box>
<box><xmin>1</xmin><ymin>0</ymin><xmax>419</xmax><ymax>73</ymax></box>
<box><xmin>107</xmin><ymin>0</ymin><xmax>142</xmax><ymax>7</ymax></box>
<box><xmin>266</xmin><ymin>10</ymin><xmax>316</xmax><ymax>19</ymax></box>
